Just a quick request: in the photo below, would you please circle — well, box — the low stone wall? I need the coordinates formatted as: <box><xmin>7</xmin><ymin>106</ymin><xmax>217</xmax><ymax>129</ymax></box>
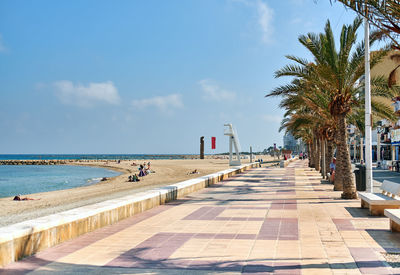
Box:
<box><xmin>279</xmin><ymin>157</ymin><xmax>298</xmax><ymax>168</ymax></box>
<box><xmin>0</xmin><ymin>162</ymin><xmax>258</xmax><ymax>267</ymax></box>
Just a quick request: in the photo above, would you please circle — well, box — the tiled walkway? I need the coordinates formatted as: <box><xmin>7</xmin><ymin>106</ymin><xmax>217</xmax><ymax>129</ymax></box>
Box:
<box><xmin>2</xmin><ymin>160</ymin><xmax>400</xmax><ymax>274</ymax></box>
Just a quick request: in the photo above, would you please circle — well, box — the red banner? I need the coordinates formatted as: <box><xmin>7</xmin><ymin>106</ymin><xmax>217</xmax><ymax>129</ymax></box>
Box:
<box><xmin>211</xmin><ymin>137</ymin><xmax>216</xmax><ymax>149</ymax></box>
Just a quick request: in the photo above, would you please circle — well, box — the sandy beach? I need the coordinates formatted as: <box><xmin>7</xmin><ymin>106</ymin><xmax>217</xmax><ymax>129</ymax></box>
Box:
<box><xmin>0</xmin><ymin>156</ymin><xmax>276</xmax><ymax>227</ymax></box>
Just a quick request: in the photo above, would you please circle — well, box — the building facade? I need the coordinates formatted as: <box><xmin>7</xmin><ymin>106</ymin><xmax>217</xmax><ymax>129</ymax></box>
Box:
<box><xmin>373</xmin><ymin>50</ymin><xmax>400</xmax><ymax>162</ymax></box>
<box><xmin>283</xmin><ymin>132</ymin><xmax>299</xmax><ymax>153</ymax></box>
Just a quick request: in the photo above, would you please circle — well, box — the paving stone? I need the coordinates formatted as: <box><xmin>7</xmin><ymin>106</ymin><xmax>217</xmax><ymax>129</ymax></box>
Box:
<box><xmin>1</xmin><ymin>160</ymin><xmax>399</xmax><ymax>274</ymax></box>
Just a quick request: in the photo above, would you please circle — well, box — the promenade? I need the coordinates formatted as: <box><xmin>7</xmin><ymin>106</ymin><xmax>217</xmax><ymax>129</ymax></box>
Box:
<box><xmin>2</xmin><ymin>160</ymin><xmax>400</xmax><ymax>274</ymax></box>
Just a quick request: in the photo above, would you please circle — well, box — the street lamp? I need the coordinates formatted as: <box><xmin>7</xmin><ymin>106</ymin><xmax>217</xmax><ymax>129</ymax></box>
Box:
<box><xmin>364</xmin><ymin>16</ymin><xmax>373</xmax><ymax>193</ymax></box>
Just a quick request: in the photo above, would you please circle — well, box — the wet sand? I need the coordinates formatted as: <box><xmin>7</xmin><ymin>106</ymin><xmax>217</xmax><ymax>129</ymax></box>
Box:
<box><xmin>0</xmin><ymin>156</ymin><xmax>276</xmax><ymax>227</ymax></box>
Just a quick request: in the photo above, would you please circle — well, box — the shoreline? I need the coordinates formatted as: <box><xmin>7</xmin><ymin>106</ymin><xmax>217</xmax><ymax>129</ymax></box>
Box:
<box><xmin>0</xmin><ymin>156</ymin><xmax>276</xmax><ymax>227</ymax></box>
<box><xmin>0</xmin><ymin>162</ymin><xmax>261</xmax><ymax>268</ymax></box>
<box><xmin>67</xmin><ymin>162</ymin><xmax>132</xmax><ymax>175</ymax></box>
<box><xmin>0</xmin><ymin>163</ymin><xmax>125</xmax><ymax>199</ymax></box>
<box><xmin>0</xmin><ymin>155</ymin><xmax>253</xmax><ymax>198</ymax></box>
<box><xmin>0</xmin><ymin>154</ymin><xmax>235</xmax><ymax>164</ymax></box>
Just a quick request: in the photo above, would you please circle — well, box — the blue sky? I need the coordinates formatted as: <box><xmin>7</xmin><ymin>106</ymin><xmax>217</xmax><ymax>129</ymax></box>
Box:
<box><xmin>0</xmin><ymin>0</ymin><xmax>362</xmax><ymax>154</ymax></box>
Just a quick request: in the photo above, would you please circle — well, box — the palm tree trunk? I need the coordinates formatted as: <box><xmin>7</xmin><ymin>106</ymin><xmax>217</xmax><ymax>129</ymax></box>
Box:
<box><xmin>334</xmin><ymin>126</ymin><xmax>344</xmax><ymax>191</ymax></box>
<box><xmin>325</xmin><ymin>141</ymin><xmax>334</xmax><ymax>180</ymax></box>
<box><xmin>307</xmin><ymin>143</ymin><xmax>312</xmax><ymax>167</ymax></box>
<box><xmin>309</xmin><ymin>141</ymin><xmax>315</xmax><ymax>168</ymax></box>
<box><xmin>315</xmin><ymin>137</ymin><xmax>320</xmax><ymax>171</ymax></box>
<box><xmin>337</xmin><ymin>114</ymin><xmax>357</xmax><ymax>199</ymax></box>
<box><xmin>321</xmin><ymin>138</ymin><xmax>326</xmax><ymax>178</ymax></box>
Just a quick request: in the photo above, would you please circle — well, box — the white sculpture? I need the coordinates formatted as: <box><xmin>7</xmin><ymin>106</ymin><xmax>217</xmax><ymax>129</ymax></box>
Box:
<box><xmin>224</xmin><ymin>124</ymin><xmax>241</xmax><ymax>166</ymax></box>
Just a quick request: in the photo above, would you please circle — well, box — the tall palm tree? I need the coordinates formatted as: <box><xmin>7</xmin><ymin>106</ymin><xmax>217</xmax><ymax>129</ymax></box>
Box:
<box><xmin>269</xmin><ymin>17</ymin><xmax>395</xmax><ymax>198</ymax></box>
<box><xmin>333</xmin><ymin>0</ymin><xmax>400</xmax><ymax>50</ymax></box>
<box><xmin>389</xmin><ymin>53</ymin><xmax>400</xmax><ymax>87</ymax></box>
<box><xmin>268</xmin><ymin>73</ymin><xmax>336</xmax><ymax>177</ymax></box>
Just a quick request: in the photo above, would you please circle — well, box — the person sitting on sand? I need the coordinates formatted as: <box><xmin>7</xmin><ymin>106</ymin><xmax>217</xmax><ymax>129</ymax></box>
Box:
<box><xmin>128</xmin><ymin>175</ymin><xmax>132</xmax><ymax>182</ymax></box>
<box><xmin>139</xmin><ymin>166</ymin><xmax>146</xmax><ymax>177</ymax></box>
<box><xmin>133</xmin><ymin>174</ymin><xmax>140</xmax><ymax>182</ymax></box>
<box><xmin>188</xmin><ymin>169</ymin><xmax>200</xmax><ymax>175</ymax></box>
<box><xmin>13</xmin><ymin>195</ymin><xmax>40</xmax><ymax>201</ymax></box>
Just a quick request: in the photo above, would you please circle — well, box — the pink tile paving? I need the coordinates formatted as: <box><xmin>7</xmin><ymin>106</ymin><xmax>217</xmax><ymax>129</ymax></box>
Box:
<box><xmin>2</xmin><ymin>160</ymin><xmax>400</xmax><ymax>274</ymax></box>
<box><xmin>332</xmin><ymin>218</ymin><xmax>357</xmax><ymax>231</ymax></box>
<box><xmin>349</xmin><ymin>247</ymin><xmax>392</xmax><ymax>274</ymax></box>
<box><xmin>0</xmin><ymin>203</ymin><xmax>174</xmax><ymax>275</ymax></box>
<box><xmin>270</xmin><ymin>199</ymin><xmax>297</xmax><ymax>210</ymax></box>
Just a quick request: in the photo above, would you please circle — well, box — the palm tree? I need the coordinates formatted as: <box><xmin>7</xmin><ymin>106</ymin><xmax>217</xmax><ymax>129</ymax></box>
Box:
<box><xmin>269</xmin><ymin>17</ymin><xmax>395</xmax><ymax>198</ymax></box>
<box><xmin>268</xmin><ymin>74</ymin><xmax>336</xmax><ymax>178</ymax></box>
<box><xmin>389</xmin><ymin>53</ymin><xmax>400</xmax><ymax>87</ymax></box>
<box><xmin>333</xmin><ymin>0</ymin><xmax>400</xmax><ymax>50</ymax></box>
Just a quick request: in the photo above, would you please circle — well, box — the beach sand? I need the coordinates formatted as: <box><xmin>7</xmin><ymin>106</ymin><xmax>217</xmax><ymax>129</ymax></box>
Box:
<box><xmin>0</xmin><ymin>156</ymin><xmax>276</xmax><ymax>227</ymax></box>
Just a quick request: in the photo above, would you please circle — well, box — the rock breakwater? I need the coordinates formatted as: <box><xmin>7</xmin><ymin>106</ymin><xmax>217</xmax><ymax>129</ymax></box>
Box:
<box><xmin>0</xmin><ymin>160</ymin><xmax>69</xmax><ymax>165</ymax></box>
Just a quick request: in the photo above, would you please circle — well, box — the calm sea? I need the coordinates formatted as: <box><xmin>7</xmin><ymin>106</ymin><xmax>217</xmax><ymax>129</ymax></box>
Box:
<box><xmin>0</xmin><ymin>154</ymin><xmax>189</xmax><ymax>160</ymax></box>
<box><xmin>0</xmin><ymin>165</ymin><xmax>121</xmax><ymax>198</ymax></box>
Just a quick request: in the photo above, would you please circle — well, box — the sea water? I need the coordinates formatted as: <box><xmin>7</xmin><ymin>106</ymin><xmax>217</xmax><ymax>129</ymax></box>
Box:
<box><xmin>0</xmin><ymin>154</ymin><xmax>189</xmax><ymax>160</ymax></box>
<box><xmin>0</xmin><ymin>165</ymin><xmax>121</xmax><ymax>198</ymax></box>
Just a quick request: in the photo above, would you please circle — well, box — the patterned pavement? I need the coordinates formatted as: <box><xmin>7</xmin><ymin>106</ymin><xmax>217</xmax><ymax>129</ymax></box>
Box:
<box><xmin>2</xmin><ymin>160</ymin><xmax>400</xmax><ymax>274</ymax></box>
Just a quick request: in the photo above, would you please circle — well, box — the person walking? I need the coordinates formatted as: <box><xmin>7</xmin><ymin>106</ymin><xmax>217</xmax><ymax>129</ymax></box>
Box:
<box><xmin>329</xmin><ymin>157</ymin><xmax>336</xmax><ymax>183</ymax></box>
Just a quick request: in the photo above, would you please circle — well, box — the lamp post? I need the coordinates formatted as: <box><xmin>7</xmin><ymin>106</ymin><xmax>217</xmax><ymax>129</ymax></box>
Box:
<box><xmin>364</xmin><ymin>16</ymin><xmax>373</xmax><ymax>193</ymax></box>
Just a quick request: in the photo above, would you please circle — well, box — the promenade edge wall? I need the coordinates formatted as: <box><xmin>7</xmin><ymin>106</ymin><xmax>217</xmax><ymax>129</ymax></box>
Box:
<box><xmin>0</xmin><ymin>163</ymin><xmax>258</xmax><ymax>267</ymax></box>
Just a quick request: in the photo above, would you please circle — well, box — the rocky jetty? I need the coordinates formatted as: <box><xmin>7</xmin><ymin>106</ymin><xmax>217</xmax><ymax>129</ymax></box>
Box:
<box><xmin>0</xmin><ymin>160</ymin><xmax>69</xmax><ymax>165</ymax></box>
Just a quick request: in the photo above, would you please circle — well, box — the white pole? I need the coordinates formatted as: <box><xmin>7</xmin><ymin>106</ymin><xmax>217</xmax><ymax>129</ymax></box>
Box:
<box><xmin>364</xmin><ymin>17</ymin><xmax>373</xmax><ymax>193</ymax></box>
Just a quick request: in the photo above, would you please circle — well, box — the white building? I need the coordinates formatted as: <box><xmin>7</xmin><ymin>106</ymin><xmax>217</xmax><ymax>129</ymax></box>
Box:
<box><xmin>283</xmin><ymin>132</ymin><xmax>299</xmax><ymax>153</ymax></box>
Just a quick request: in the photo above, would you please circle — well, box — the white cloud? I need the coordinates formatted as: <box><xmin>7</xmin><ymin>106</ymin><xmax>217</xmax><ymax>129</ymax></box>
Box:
<box><xmin>255</xmin><ymin>0</ymin><xmax>274</xmax><ymax>44</ymax></box>
<box><xmin>230</xmin><ymin>0</ymin><xmax>274</xmax><ymax>44</ymax></box>
<box><xmin>53</xmin><ymin>81</ymin><xmax>120</xmax><ymax>107</ymax></box>
<box><xmin>131</xmin><ymin>94</ymin><xmax>183</xmax><ymax>112</ymax></box>
<box><xmin>199</xmin><ymin>79</ymin><xmax>236</xmax><ymax>101</ymax></box>
<box><xmin>0</xmin><ymin>34</ymin><xmax>7</xmax><ymax>52</ymax></box>
<box><xmin>262</xmin><ymin>114</ymin><xmax>282</xmax><ymax>123</ymax></box>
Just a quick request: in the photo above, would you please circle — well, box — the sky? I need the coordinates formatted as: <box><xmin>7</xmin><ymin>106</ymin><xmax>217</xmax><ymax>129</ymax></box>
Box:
<box><xmin>0</xmin><ymin>0</ymin><xmax>364</xmax><ymax>154</ymax></box>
